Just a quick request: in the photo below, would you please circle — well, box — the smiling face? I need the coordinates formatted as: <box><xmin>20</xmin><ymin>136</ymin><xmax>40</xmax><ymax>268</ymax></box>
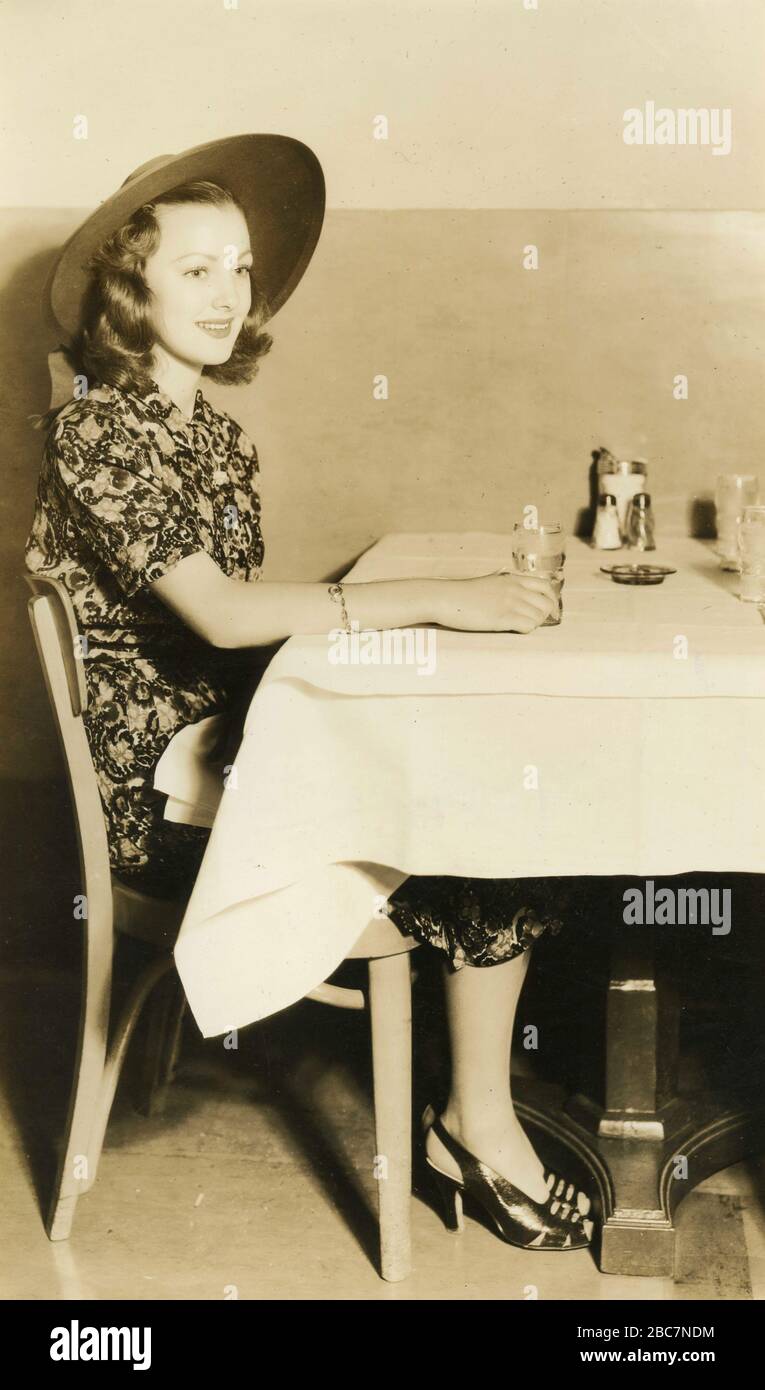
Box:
<box><xmin>142</xmin><ymin>200</ymin><xmax>253</xmax><ymax>373</ymax></box>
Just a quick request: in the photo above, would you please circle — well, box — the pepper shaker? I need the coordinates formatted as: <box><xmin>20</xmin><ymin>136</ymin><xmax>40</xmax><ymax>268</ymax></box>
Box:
<box><xmin>625</xmin><ymin>492</ymin><xmax>656</xmax><ymax>551</ymax></box>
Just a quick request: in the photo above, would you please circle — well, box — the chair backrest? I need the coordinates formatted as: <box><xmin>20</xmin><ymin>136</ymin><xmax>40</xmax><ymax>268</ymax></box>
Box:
<box><xmin>24</xmin><ymin>573</ymin><xmax>114</xmax><ymax>920</ymax></box>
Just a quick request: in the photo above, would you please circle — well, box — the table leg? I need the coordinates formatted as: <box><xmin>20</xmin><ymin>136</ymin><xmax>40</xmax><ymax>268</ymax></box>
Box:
<box><xmin>514</xmin><ymin>924</ymin><xmax>765</xmax><ymax>1278</ymax></box>
<box><xmin>566</xmin><ymin>928</ymin><xmax>688</xmax><ymax>1274</ymax></box>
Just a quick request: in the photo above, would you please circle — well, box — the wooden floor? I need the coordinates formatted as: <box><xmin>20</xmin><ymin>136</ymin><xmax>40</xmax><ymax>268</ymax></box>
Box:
<box><xmin>1</xmin><ymin>965</ymin><xmax>763</xmax><ymax>1301</ymax></box>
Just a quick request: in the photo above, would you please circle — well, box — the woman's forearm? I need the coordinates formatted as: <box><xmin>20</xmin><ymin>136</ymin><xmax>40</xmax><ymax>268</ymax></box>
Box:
<box><xmin>151</xmin><ymin>552</ymin><xmax>558</xmax><ymax>644</ymax></box>
<box><xmin>214</xmin><ymin>576</ymin><xmax>449</xmax><ymax>648</ymax></box>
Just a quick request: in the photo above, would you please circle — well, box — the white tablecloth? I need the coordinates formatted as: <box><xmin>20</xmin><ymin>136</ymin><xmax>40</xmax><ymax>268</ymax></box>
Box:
<box><xmin>157</xmin><ymin>535</ymin><xmax>765</xmax><ymax>1037</ymax></box>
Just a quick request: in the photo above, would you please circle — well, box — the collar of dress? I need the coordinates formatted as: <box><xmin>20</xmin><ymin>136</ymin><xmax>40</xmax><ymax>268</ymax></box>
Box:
<box><xmin>135</xmin><ymin>378</ymin><xmax>209</xmax><ymax>430</ymax></box>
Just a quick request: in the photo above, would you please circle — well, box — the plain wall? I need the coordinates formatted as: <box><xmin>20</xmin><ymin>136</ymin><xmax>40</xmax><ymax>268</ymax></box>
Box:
<box><xmin>3</xmin><ymin>0</ymin><xmax>763</xmax><ymax>211</ymax></box>
<box><xmin>3</xmin><ymin>206</ymin><xmax>764</xmax><ymax>957</ymax></box>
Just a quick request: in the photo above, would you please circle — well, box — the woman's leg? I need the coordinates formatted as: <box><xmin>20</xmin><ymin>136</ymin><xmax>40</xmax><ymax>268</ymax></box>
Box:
<box><xmin>426</xmin><ymin>947</ymin><xmax>551</xmax><ymax>1203</ymax></box>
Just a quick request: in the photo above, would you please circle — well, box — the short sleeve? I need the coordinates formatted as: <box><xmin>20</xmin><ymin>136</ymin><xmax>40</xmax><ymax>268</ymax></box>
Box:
<box><xmin>50</xmin><ymin>417</ymin><xmax>207</xmax><ymax>598</ymax></box>
<box><xmin>236</xmin><ymin>422</ymin><xmax>259</xmax><ymax>474</ymax></box>
<box><xmin>226</xmin><ymin>416</ymin><xmax>260</xmax><ymax>491</ymax></box>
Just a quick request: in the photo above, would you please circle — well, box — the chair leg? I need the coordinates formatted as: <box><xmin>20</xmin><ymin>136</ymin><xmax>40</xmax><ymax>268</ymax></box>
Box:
<box><xmin>84</xmin><ymin>955</ymin><xmax>174</xmax><ymax>1184</ymax></box>
<box><xmin>368</xmin><ymin>951</ymin><xmax>413</xmax><ymax>1282</ymax></box>
<box><xmin>135</xmin><ymin>971</ymin><xmax>187</xmax><ymax>1117</ymax></box>
<box><xmin>47</xmin><ymin>934</ymin><xmax>112</xmax><ymax>1242</ymax></box>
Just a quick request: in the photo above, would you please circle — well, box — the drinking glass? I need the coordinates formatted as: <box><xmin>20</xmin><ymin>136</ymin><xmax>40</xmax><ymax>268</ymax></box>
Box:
<box><xmin>511</xmin><ymin>521</ymin><xmax>565</xmax><ymax>626</ymax></box>
<box><xmin>715</xmin><ymin>474</ymin><xmax>759</xmax><ymax>570</ymax></box>
<box><xmin>737</xmin><ymin>505</ymin><xmax>765</xmax><ymax>603</ymax></box>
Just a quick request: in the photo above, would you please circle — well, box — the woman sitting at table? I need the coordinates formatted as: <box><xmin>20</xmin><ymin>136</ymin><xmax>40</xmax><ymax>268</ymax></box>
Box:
<box><xmin>25</xmin><ymin>136</ymin><xmax>591</xmax><ymax>1253</ymax></box>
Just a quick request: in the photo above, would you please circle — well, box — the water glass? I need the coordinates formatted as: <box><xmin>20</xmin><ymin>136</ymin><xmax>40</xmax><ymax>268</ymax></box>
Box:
<box><xmin>512</xmin><ymin>521</ymin><xmax>565</xmax><ymax>626</ymax></box>
<box><xmin>737</xmin><ymin>505</ymin><xmax>765</xmax><ymax>603</ymax></box>
<box><xmin>715</xmin><ymin>474</ymin><xmax>759</xmax><ymax>570</ymax></box>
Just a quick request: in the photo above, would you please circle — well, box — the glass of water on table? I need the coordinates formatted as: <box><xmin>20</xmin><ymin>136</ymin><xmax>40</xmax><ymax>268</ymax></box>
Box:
<box><xmin>511</xmin><ymin>521</ymin><xmax>565</xmax><ymax>626</ymax></box>
<box><xmin>737</xmin><ymin>506</ymin><xmax>765</xmax><ymax>603</ymax></box>
<box><xmin>715</xmin><ymin>473</ymin><xmax>759</xmax><ymax>570</ymax></box>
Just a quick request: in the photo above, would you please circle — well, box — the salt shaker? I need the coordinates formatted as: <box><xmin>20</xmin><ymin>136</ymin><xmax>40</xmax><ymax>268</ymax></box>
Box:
<box><xmin>626</xmin><ymin>493</ymin><xmax>656</xmax><ymax>551</ymax></box>
<box><xmin>591</xmin><ymin>493</ymin><xmax>622</xmax><ymax>549</ymax></box>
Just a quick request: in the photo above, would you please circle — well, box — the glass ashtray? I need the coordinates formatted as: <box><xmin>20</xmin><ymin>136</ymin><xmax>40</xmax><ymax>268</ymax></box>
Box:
<box><xmin>600</xmin><ymin>563</ymin><xmax>677</xmax><ymax>586</ymax></box>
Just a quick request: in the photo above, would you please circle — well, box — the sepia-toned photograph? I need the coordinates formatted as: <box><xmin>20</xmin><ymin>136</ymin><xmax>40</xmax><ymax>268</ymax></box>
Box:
<box><xmin>1</xmin><ymin>0</ymin><xmax>764</xmax><ymax>1341</ymax></box>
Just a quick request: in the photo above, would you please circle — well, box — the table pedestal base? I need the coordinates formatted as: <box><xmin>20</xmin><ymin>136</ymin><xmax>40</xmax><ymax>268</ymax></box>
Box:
<box><xmin>513</xmin><ymin>923</ymin><xmax>765</xmax><ymax>1278</ymax></box>
<box><xmin>515</xmin><ymin>1087</ymin><xmax>765</xmax><ymax>1277</ymax></box>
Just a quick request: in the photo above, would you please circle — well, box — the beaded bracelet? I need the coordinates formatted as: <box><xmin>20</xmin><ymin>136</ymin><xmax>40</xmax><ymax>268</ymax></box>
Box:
<box><xmin>327</xmin><ymin>582</ymin><xmax>352</xmax><ymax>633</ymax></box>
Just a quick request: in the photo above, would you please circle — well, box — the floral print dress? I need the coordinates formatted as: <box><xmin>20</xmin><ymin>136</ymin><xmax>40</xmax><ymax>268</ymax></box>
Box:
<box><xmin>25</xmin><ymin>377</ymin><xmax>565</xmax><ymax>964</ymax></box>
<box><xmin>25</xmin><ymin>379</ymin><xmax>267</xmax><ymax>898</ymax></box>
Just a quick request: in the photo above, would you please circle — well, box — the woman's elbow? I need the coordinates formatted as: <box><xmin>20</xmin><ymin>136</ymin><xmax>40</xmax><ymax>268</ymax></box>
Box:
<box><xmin>149</xmin><ymin>555</ymin><xmax>234</xmax><ymax>648</ymax></box>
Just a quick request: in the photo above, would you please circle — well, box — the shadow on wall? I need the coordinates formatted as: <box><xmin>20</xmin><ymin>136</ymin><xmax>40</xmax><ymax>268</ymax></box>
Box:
<box><xmin>1</xmin><ymin>227</ymin><xmax>71</xmax><ymax>775</ymax></box>
<box><xmin>1</xmin><ymin>223</ymin><xmax>77</xmax><ymax>969</ymax></box>
<box><xmin>0</xmin><ymin>777</ymin><xmax>79</xmax><ymax>971</ymax></box>
<box><xmin>2</xmin><ymin>236</ymin><xmax>64</xmax><ymax>717</ymax></box>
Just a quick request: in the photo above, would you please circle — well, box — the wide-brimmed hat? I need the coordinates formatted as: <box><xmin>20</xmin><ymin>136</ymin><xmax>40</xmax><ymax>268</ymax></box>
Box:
<box><xmin>46</xmin><ymin>133</ymin><xmax>326</xmax><ymax>337</ymax></box>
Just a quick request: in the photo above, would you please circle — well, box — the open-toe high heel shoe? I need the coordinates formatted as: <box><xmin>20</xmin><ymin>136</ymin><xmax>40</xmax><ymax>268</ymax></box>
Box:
<box><xmin>425</xmin><ymin>1114</ymin><xmax>592</xmax><ymax>1251</ymax></box>
<box><xmin>421</xmin><ymin>1103</ymin><xmax>593</xmax><ymax>1223</ymax></box>
<box><xmin>543</xmin><ymin>1167</ymin><xmax>593</xmax><ymax>1217</ymax></box>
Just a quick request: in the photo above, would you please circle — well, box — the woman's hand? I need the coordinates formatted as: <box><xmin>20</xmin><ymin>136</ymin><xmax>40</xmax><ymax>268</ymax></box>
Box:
<box><xmin>437</xmin><ymin>571</ymin><xmax>560</xmax><ymax>633</ymax></box>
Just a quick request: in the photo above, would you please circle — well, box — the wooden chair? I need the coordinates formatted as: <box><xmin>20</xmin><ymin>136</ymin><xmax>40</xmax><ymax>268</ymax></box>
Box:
<box><xmin>24</xmin><ymin>572</ymin><xmax>417</xmax><ymax>1282</ymax></box>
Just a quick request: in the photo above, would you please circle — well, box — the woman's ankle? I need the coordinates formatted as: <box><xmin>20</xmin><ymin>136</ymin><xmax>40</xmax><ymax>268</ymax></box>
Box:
<box><xmin>441</xmin><ymin>1101</ymin><xmax>520</xmax><ymax>1147</ymax></box>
